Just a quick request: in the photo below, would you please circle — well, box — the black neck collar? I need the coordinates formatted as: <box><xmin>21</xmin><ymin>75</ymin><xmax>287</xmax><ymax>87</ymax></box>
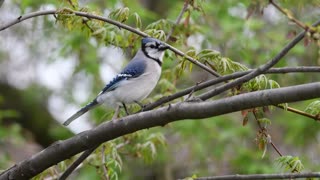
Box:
<box><xmin>142</xmin><ymin>48</ymin><xmax>162</xmax><ymax>67</ymax></box>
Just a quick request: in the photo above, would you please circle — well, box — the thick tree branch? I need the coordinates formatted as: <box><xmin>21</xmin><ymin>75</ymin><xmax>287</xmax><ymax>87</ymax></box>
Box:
<box><xmin>193</xmin><ymin>172</ymin><xmax>320</xmax><ymax>180</ymax></box>
<box><xmin>197</xmin><ymin>19</ymin><xmax>320</xmax><ymax>100</ymax></box>
<box><xmin>1</xmin><ymin>82</ymin><xmax>320</xmax><ymax>179</ymax></box>
<box><xmin>0</xmin><ymin>9</ymin><xmax>220</xmax><ymax>77</ymax></box>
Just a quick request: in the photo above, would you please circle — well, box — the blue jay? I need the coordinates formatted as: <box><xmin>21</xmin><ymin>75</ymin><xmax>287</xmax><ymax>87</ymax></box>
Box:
<box><xmin>63</xmin><ymin>37</ymin><xmax>169</xmax><ymax>126</ymax></box>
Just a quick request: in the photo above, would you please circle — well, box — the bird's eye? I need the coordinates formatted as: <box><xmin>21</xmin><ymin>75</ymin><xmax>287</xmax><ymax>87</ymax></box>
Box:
<box><xmin>149</xmin><ymin>44</ymin><xmax>156</xmax><ymax>48</ymax></box>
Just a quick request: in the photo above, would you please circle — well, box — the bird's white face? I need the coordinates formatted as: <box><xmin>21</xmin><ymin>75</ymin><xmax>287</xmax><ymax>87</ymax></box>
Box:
<box><xmin>143</xmin><ymin>41</ymin><xmax>168</xmax><ymax>61</ymax></box>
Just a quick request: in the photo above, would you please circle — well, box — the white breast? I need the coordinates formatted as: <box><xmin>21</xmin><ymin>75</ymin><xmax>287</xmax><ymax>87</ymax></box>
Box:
<box><xmin>98</xmin><ymin>59</ymin><xmax>162</xmax><ymax>107</ymax></box>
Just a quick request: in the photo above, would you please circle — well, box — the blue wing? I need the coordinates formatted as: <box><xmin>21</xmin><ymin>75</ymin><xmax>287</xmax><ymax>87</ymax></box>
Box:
<box><xmin>99</xmin><ymin>59</ymin><xmax>146</xmax><ymax>94</ymax></box>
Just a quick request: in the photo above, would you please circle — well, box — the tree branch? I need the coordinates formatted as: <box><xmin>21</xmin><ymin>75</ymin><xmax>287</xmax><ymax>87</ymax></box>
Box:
<box><xmin>166</xmin><ymin>0</ymin><xmax>189</xmax><ymax>41</ymax></box>
<box><xmin>59</xmin><ymin>105</ymin><xmax>121</xmax><ymax>179</ymax></box>
<box><xmin>197</xmin><ymin>19</ymin><xmax>320</xmax><ymax>100</ymax></box>
<box><xmin>1</xmin><ymin>82</ymin><xmax>320</xmax><ymax>179</ymax></box>
<box><xmin>266</xmin><ymin>66</ymin><xmax>320</xmax><ymax>73</ymax></box>
<box><xmin>193</xmin><ymin>172</ymin><xmax>320</xmax><ymax>180</ymax></box>
<box><xmin>276</xmin><ymin>105</ymin><xmax>320</xmax><ymax>121</ymax></box>
<box><xmin>0</xmin><ymin>9</ymin><xmax>220</xmax><ymax>77</ymax></box>
<box><xmin>269</xmin><ymin>0</ymin><xmax>314</xmax><ymax>33</ymax></box>
<box><xmin>58</xmin><ymin>145</ymin><xmax>98</xmax><ymax>180</ymax></box>
<box><xmin>143</xmin><ymin>66</ymin><xmax>320</xmax><ymax>111</ymax></box>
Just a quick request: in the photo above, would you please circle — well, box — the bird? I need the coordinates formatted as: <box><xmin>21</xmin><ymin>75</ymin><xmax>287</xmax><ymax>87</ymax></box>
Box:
<box><xmin>63</xmin><ymin>37</ymin><xmax>169</xmax><ymax>126</ymax></box>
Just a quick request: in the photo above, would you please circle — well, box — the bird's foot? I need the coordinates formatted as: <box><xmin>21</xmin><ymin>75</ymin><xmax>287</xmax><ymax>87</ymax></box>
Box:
<box><xmin>122</xmin><ymin>103</ymin><xmax>130</xmax><ymax>115</ymax></box>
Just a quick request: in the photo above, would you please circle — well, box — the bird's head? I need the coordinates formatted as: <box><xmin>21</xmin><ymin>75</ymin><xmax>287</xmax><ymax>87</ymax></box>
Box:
<box><xmin>141</xmin><ymin>37</ymin><xmax>169</xmax><ymax>61</ymax></box>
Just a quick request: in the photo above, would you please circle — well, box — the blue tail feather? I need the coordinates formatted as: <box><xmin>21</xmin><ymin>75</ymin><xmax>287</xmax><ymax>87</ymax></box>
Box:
<box><xmin>63</xmin><ymin>100</ymin><xmax>99</xmax><ymax>126</ymax></box>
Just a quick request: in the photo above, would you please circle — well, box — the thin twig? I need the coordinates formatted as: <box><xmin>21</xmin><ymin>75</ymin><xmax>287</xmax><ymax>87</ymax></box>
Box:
<box><xmin>269</xmin><ymin>0</ymin><xmax>314</xmax><ymax>33</ymax></box>
<box><xmin>101</xmin><ymin>145</ymin><xmax>109</xmax><ymax>180</ymax></box>
<box><xmin>252</xmin><ymin>110</ymin><xmax>283</xmax><ymax>156</ymax></box>
<box><xmin>276</xmin><ymin>105</ymin><xmax>320</xmax><ymax>121</ymax></box>
<box><xmin>166</xmin><ymin>0</ymin><xmax>189</xmax><ymax>41</ymax></box>
<box><xmin>82</xmin><ymin>19</ymin><xmax>94</xmax><ymax>32</ymax></box>
<box><xmin>192</xmin><ymin>172</ymin><xmax>320</xmax><ymax>180</ymax></box>
<box><xmin>0</xmin><ymin>10</ymin><xmax>57</xmax><ymax>31</ymax></box>
<box><xmin>270</xmin><ymin>142</ymin><xmax>283</xmax><ymax>157</ymax></box>
<box><xmin>0</xmin><ymin>9</ymin><xmax>220</xmax><ymax>77</ymax></box>
<box><xmin>66</xmin><ymin>0</ymin><xmax>76</xmax><ymax>9</ymax></box>
<box><xmin>253</xmin><ymin>110</ymin><xmax>299</xmax><ymax>173</ymax></box>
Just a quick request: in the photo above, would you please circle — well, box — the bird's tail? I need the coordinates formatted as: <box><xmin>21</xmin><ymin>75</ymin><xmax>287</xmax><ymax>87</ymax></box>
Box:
<box><xmin>63</xmin><ymin>100</ymin><xmax>100</xmax><ymax>126</ymax></box>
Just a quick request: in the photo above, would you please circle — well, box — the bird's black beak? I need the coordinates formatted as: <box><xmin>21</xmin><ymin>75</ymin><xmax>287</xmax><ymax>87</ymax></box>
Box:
<box><xmin>159</xmin><ymin>43</ymin><xmax>169</xmax><ymax>51</ymax></box>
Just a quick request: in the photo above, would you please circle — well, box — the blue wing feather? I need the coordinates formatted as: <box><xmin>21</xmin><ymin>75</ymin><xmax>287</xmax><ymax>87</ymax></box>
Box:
<box><xmin>99</xmin><ymin>59</ymin><xmax>146</xmax><ymax>94</ymax></box>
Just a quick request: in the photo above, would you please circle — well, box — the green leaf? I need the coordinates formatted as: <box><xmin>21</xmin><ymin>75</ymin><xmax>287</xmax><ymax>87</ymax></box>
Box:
<box><xmin>144</xmin><ymin>29</ymin><xmax>167</xmax><ymax>41</ymax></box>
<box><xmin>146</xmin><ymin>133</ymin><xmax>166</xmax><ymax>146</ymax></box>
<box><xmin>268</xmin><ymin>79</ymin><xmax>281</xmax><ymax>89</ymax></box>
<box><xmin>220</xmin><ymin>57</ymin><xmax>232</xmax><ymax>74</ymax></box>
<box><xmin>109</xmin><ymin>7</ymin><xmax>130</xmax><ymax>23</ymax></box>
<box><xmin>305</xmin><ymin>100</ymin><xmax>320</xmax><ymax>116</ymax></box>
<box><xmin>197</xmin><ymin>49</ymin><xmax>220</xmax><ymax>59</ymax></box>
<box><xmin>145</xmin><ymin>19</ymin><xmax>172</xmax><ymax>32</ymax></box>
<box><xmin>131</xmin><ymin>12</ymin><xmax>142</xmax><ymax>29</ymax></box>
<box><xmin>186</xmin><ymin>48</ymin><xmax>197</xmax><ymax>58</ymax></box>
<box><xmin>276</xmin><ymin>156</ymin><xmax>304</xmax><ymax>172</ymax></box>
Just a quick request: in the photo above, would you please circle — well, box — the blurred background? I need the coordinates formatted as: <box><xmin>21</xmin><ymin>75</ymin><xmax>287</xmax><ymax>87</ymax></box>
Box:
<box><xmin>0</xmin><ymin>0</ymin><xmax>320</xmax><ymax>179</ymax></box>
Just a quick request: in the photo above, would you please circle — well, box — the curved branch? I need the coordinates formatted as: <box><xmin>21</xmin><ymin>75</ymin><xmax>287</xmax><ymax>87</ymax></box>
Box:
<box><xmin>193</xmin><ymin>172</ymin><xmax>320</xmax><ymax>180</ymax></box>
<box><xmin>197</xmin><ymin>19</ymin><xmax>320</xmax><ymax>100</ymax></box>
<box><xmin>1</xmin><ymin>82</ymin><xmax>320</xmax><ymax>179</ymax></box>
<box><xmin>144</xmin><ymin>66</ymin><xmax>320</xmax><ymax>111</ymax></box>
<box><xmin>266</xmin><ymin>66</ymin><xmax>320</xmax><ymax>73</ymax></box>
<box><xmin>0</xmin><ymin>9</ymin><xmax>220</xmax><ymax>77</ymax></box>
<box><xmin>0</xmin><ymin>10</ymin><xmax>56</xmax><ymax>31</ymax></box>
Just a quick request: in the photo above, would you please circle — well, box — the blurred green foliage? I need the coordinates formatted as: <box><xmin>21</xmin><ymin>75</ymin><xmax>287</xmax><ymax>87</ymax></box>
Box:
<box><xmin>1</xmin><ymin>0</ymin><xmax>320</xmax><ymax>179</ymax></box>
